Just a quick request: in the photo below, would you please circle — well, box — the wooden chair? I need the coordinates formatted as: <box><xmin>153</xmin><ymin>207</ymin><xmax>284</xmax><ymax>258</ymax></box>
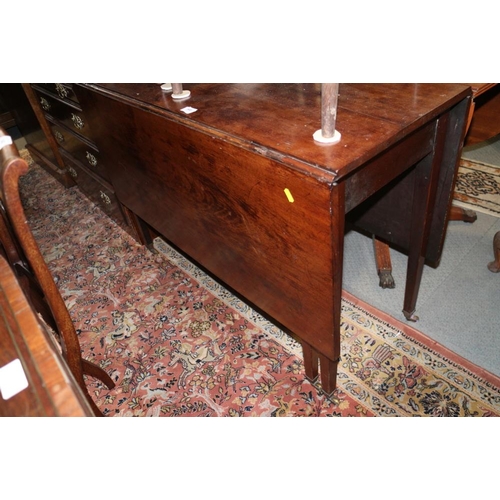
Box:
<box><xmin>0</xmin><ymin>126</ymin><xmax>115</xmax><ymax>416</ymax></box>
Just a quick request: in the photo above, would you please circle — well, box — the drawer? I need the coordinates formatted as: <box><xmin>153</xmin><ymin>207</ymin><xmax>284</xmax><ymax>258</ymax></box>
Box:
<box><xmin>62</xmin><ymin>153</ymin><xmax>125</xmax><ymax>226</ymax></box>
<box><xmin>36</xmin><ymin>84</ymin><xmax>79</xmax><ymax>105</ymax></box>
<box><xmin>34</xmin><ymin>89</ymin><xmax>94</xmax><ymax>143</ymax></box>
<box><xmin>50</xmin><ymin>123</ymin><xmax>110</xmax><ymax>182</ymax></box>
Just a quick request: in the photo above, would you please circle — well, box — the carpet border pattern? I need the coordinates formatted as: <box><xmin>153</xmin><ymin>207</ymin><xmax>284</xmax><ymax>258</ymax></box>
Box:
<box><xmin>153</xmin><ymin>238</ymin><xmax>500</xmax><ymax>416</ymax></box>
<box><xmin>454</xmin><ymin>158</ymin><xmax>500</xmax><ymax>217</ymax></box>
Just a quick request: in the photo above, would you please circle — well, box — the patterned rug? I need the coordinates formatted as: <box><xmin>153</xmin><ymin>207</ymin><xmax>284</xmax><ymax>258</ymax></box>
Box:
<box><xmin>19</xmin><ymin>154</ymin><xmax>500</xmax><ymax>417</ymax></box>
<box><xmin>454</xmin><ymin>158</ymin><xmax>500</xmax><ymax>217</ymax></box>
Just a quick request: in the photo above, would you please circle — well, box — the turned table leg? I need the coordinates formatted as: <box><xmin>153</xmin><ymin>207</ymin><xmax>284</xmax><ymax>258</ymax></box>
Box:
<box><xmin>487</xmin><ymin>231</ymin><xmax>500</xmax><ymax>272</ymax></box>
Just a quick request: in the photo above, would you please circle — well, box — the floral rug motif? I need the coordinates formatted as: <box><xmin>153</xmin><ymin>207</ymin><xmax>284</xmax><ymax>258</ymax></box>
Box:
<box><xmin>19</xmin><ymin>155</ymin><xmax>500</xmax><ymax>417</ymax></box>
<box><xmin>454</xmin><ymin>158</ymin><xmax>500</xmax><ymax>217</ymax></box>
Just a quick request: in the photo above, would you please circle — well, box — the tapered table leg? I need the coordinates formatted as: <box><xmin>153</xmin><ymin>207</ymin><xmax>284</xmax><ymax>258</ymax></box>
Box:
<box><xmin>302</xmin><ymin>342</ymin><xmax>340</xmax><ymax>397</ymax></box>
<box><xmin>302</xmin><ymin>341</ymin><xmax>319</xmax><ymax>382</ymax></box>
<box><xmin>319</xmin><ymin>353</ymin><xmax>340</xmax><ymax>397</ymax></box>
<box><xmin>403</xmin><ymin>115</ymin><xmax>449</xmax><ymax>322</ymax></box>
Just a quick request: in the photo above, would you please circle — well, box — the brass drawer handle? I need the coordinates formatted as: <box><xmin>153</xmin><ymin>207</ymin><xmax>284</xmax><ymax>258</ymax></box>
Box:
<box><xmin>68</xmin><ymin>166</ymin><xmax>77</xmax><ymax>178</ymax></box>
<box><xmin>71</xmin><ymin>113</ymin><xmax>84</xmax><ymax>130</ymax></box>
<box><xmin>86</xmin><ymin>151</ymin><xmax>97</xmax><ymax>167</ymax></box>
<box><xmin>100</xmin><ymin>191</ymin><xmax>111</xmax><ymax>204</ymax></box>
<box><xmin>55</xmin><ymin>83</ymin><xmax>68</xmax><ymax>99</ymax></box>
<box><xmin>54</xmin><ymin>131</ymin><xmax>64</xmax><ymax>143</ymax></box>
<box><xmin>40</xmin><ymin>97</ymin><xmax>51</xmax><ymax>111</ymax></box>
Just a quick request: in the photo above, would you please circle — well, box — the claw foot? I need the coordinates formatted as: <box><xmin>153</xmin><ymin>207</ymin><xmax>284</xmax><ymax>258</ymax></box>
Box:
<box><xmin>378</xmin><ymin>270</ymin><xmax>395</xmax><ymax>289</ymax></box>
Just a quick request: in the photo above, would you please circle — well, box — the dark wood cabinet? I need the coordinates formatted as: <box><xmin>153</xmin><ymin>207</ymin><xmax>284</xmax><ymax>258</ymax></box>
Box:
<box><xmin>1</xmin><ymin>84</ymin><xmax>73</xmax><ymax>187</ymax></box>
<box><xmin>24</xmin><ymin>84</ymin><xmax>139</xmax><ymax>239</ymax></box>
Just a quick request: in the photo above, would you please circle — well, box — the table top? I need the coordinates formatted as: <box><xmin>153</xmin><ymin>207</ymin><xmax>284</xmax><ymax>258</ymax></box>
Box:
<box><xmin>89</xmin><ymin>83</ymin><xmax>471</xmax><ymax>181</ymax></box>
<box><xmin>468</xmin><ymin>83</ymin><xmax>496</xmax><ymax>98</ymax></box>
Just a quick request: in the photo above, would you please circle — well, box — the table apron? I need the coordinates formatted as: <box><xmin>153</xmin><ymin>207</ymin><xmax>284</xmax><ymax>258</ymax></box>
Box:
<box><xmin>344</xmin><ymin>121</ymin><xmax>436</xmax><ymax>213</ymax></box>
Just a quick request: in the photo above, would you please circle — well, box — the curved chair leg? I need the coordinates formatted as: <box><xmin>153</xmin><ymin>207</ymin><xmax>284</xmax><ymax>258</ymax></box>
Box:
<box><xmin>76</xmin><ymin>362</ymin><xmax>115</xmax><ymax>417</ymax></box>
<box><xmin>487</xmin><ymin>231</ymin><xmax>500</xmax><ymax>272</ymax></box>
<box><xmin>81</xmin><ymin>360</ymin><xmax>116</xmax><ymax>416</ymax></box>
<box><xmin>82</xmin><ymin>359</ymin><xmax>116</xmax><ymax>389</ymax></box>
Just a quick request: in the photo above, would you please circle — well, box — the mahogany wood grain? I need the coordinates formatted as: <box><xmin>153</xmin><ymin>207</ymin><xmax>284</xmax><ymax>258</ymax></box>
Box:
<box><xmin>80</xmin><ymin>84</ymin><xmax>470</xmax><ymax>180</ymax></box>
<box><xmin>74</xmin><ymin>83</ymin><xmax>471</xmax><ymax>395</ymax></box>
<box><xmin>79</xmin><ymin>94</ymin><xmax>338</xmax><ymax>359</ymax></box>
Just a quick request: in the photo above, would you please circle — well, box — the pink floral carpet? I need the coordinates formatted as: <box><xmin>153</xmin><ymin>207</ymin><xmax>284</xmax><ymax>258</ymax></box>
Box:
<box><xmin>19</xmin><ymin>156</ymin><xmax>500</xmax><ymax>416</ymax></box>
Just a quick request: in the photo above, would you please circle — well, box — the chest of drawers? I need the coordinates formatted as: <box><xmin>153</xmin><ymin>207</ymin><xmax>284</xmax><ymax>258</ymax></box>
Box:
<box><xmin>11</xmin><ymin>84</ymin><xmax>73</xmax><ymax>188</ymax></box>
<box><xmin>24</xmin><ymin>84</ymin><xmax>139</xmax><ymax>239</ymax></box>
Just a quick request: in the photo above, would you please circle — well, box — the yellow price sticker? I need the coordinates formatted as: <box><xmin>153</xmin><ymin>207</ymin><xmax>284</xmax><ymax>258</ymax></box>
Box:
<box><xmin>284</xmin><ymin>188</ymin><xmax>294</xmax><ymax>203</ymax></box>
